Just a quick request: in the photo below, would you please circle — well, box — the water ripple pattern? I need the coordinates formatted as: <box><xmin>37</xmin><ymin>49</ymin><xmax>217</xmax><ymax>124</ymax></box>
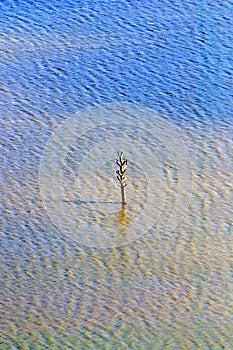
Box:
<box><xmin>1</xmin><ymin>0</ymin><xmax>233</xmax><ymax>348</ymax></box>
<box><xmin>39</xmin><ymin>103</ymin><xmax>192</xmax><ymax>248</ymax></box>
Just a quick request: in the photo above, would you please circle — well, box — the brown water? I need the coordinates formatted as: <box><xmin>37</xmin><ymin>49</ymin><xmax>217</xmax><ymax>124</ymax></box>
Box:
<box><xmin>1</xmin><ymin>103</ymin><xmax>233</xmax><ymax>349</ymax></box>
<box><xmin>1</xmin><ymin>0</ymin><xmax>233</xmax><ymax>347</ymax></box>
<box><xmin>39</xmin><ymin>103</ymin><xmax>193</xmax><ymax>248</ymax></box>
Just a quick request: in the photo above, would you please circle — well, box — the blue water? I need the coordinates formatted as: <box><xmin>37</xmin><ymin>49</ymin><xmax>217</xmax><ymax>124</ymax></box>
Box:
<box><xmin>1</xmin><ymin>0</ymin><xmax>233</xmax><ymax>348</ymax></box>
<box><xmin>1</xmin><ymin>0</ymin><xmax>232</xmax><ymax>126</ymax></box>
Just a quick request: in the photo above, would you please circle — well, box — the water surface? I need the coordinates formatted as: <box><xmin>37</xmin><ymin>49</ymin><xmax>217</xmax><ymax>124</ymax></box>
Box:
<box><xmin>1</xmin><ymin>0</ymin><xmax>233</xmax><ymax>348</ymax></box>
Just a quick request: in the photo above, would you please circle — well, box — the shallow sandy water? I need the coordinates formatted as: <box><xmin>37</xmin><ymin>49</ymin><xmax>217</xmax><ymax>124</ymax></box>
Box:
<box><xmin>1</xmin><ymin>0</ymin><xmax>233</xmax><ymax>348</ymax></box>
<box><xmin>1</xmin><ymin>106</ymin><xmax>232</xmax><ymax>349</ymax></box>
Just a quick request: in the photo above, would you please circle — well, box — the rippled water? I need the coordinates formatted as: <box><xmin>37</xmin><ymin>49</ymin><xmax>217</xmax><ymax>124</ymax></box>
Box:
<box><xmin>1</xmin><ymin>0</ymin><xmax>233</xmax><ymax>348</ymax></box>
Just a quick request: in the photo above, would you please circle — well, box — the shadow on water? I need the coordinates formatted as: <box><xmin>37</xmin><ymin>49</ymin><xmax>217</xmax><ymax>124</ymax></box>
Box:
<box><xmin>44</xmin><ymin>199</ymin><xmax>121</xmax><ymax>205</ymax></box>
<box><xmin>43</xmin><ymin>199</ymin><xmax>130</xmax><ymax>226</ymax></box>
<box><xmin>64</xmin><ymin>200</ymin><xmax>121</xmax><ymax>205</ymax></box>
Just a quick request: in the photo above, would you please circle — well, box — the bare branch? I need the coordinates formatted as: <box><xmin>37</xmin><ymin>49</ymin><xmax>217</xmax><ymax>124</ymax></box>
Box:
<box><xmin>116</xmin><ymin>151</ymin><xmax>128</xmax><ymax>205</ymax></box>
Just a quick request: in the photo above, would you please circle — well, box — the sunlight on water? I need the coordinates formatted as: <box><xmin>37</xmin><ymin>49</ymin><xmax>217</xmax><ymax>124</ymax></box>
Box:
<box><xmin>2</xmin><ymin>103</ymin><xmax>233</xmax><ymax>348</ymax></box>
<box><xmin>39</xmin><ymin>103</ymin><xmax>192</xmax><ymax>248</ymax></box>
<box><xmin>1</xmin><ymin>0</ymin><xmax>233</xmax><ymax>348</ymax></box>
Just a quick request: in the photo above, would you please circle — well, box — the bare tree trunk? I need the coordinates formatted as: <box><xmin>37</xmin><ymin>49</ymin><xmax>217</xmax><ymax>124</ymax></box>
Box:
<box><xmin>121</xmin><ymin>183</ymin><xmax>126</xmax><ymax>205</ymax></box>
<box><xmin>116</xmin><ymin>151</ymin><xmax>128</xmax><ymax>206</ymax></box>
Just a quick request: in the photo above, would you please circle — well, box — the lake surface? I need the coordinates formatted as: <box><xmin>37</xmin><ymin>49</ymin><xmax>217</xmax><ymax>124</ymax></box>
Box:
<box><xmin>1</xmin><ymin>0</ymin><xmax>233</xmax><ymax>348</ymax></box>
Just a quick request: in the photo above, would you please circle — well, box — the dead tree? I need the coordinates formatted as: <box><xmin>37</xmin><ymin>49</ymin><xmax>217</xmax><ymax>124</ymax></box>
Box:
<box><xmin>116</xmin><ymin>151</ymin><xmax>127</xmax><ymax>205</ymax></box>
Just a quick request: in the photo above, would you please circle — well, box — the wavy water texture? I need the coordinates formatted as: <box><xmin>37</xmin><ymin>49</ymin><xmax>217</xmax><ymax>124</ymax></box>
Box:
<box><xmin>1</xmin><ymin>0</ymin><xmax>233</xmax><ymax>348</ymax></box>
